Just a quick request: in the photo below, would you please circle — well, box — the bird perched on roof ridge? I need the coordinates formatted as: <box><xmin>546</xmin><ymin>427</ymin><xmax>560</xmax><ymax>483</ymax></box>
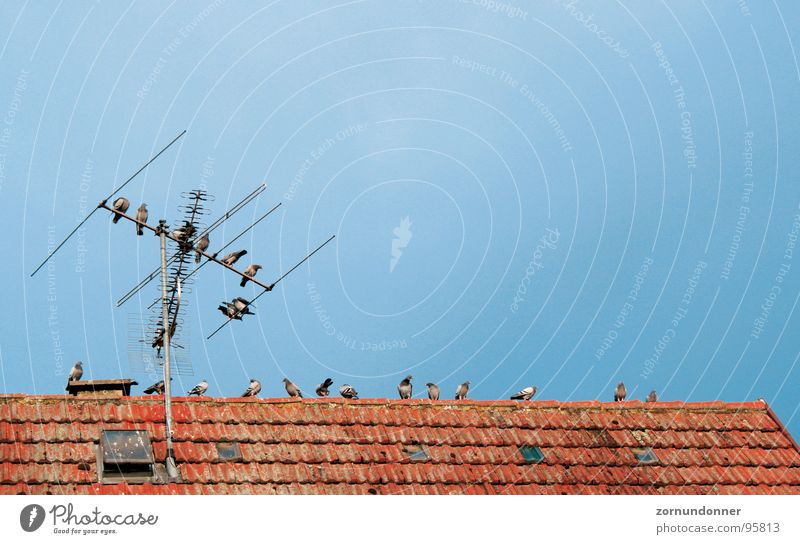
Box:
<box><xmin>195</xmin><ymin>232</ymin><xmax>209</xmax><ymax>263</ymax></box>
<box><xmin>221</xmin><ymin>249</ymin><xmax>247</xmax><ymax>266</ymax></box>
<box><xmin>134</xmin><ymin>203</ymin><xmax>148</xmax><ymax>235</ymax></box>
<box><xmin>283</xmin><ymin>378</ymin><xmax>302</xmax><ymax>398</ymax></box>
<box><xmin>646</xmin><ymin>390</ymin><xmax>658</xmax><ymax>402</ymax></box>
<box><xmin>187</xmin><ymin>380</ymin><xmax>208</xmax><ymax>396</ymax></box>
<box><xmin>510</xmin><ymin>385</ymin><xmax>537</xmax><ymax>401</ymax></box>
<box><xmin>242</xmin><ymin>379</ymin><xmax>261</xmax><ymax>397</ymax></box>
<box><xmin>240</xmin><ymin>264</ymin><xmax>263</xmax><ymax>287</ymax></box>
<box><xmin>455</xmin><ymin>381</ymin><xmax>470</xmax><ymax>400</ymax></box>
<box><xmin>316</xmin><ymin>378</ymin><xmax>334</xmax><ymax>397</ymax></box>
<box><xmin>398</xmin><ymin>375</ymin><xmax>413</xmax><ymax>399</ymax></box>
<box><xmin>426</xmin><ymin>383</ymin><xmax>440</xmax><ymax>401</ymax></box>
<box><xmin>67</xmin><ymin>361</ymin><xmax>83</xmax><ymax>387</ymax></box>
<box><xmin>614</xmin><ymin>382</ymin><xmax>627</xmax><ymax>402</ymax></box>
<box><xmin>111</xmin><ymin>197</ymin><xmax>129</xmax><ymax>224</ymax></box>
<box><xmin>339</xmin><ymin>384</ymin><xmax>359</xmax><ymax>399</ymax></box>
<box><xmin>143</xmin><ymin>379</ymin><xmax>170</xmax><ymax>395</ymax></box>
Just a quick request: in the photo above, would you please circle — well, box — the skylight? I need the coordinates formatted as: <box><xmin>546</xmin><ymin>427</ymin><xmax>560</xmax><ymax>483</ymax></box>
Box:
<box><xmin>98</xmin><ymin>429</ymin><xmax>155</xmax><ymax>483</ymax></box>
<box><xmin>216</xmin><ymin>442</ymin><xmax>242</xmax><ymax>461</ymax></box>
<box><xmin>402</xmin><ymin>444</ymin><xmax>431</xmax><ymax>462</ymax></box>
<box><xmin>519</xmin><ymin>445</ymin><xmax>545</xmax><ymax>464</ymax></box>
<box><xmin>632</xmin><ymin>447</ymin><xmax>658</xmax><ymax>465</ymax></box>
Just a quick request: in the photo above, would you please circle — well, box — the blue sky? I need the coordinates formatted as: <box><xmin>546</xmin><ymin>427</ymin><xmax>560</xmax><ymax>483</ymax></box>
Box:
<box><xmin>1</xmin><ymin>1</ymin><xmax>799</xmax><ymax>435</ymax></box>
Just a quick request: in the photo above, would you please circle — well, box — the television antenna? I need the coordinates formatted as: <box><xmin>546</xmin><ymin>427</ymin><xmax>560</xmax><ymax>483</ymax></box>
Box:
<box><xmin>30</xmin><ymin>130</ymin><xmax>336</xmax><ymax>482</ymax></box>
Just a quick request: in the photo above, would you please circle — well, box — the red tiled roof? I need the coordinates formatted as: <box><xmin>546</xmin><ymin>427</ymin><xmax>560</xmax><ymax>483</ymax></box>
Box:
<box><xmin>1</xmin><ymin>395</ymin><xmax>799</xmax><ymax>495</ymax></box>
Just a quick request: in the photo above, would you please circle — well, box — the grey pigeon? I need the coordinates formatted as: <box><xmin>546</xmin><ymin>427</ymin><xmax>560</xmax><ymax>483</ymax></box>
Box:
<box><xmin>426</xmin><ymin>383</ymin><xmax>440</xmax><ymax>401</ymax></box>
<box><xmin>135</xmin><ymin>203</ymin><xmax>148</xmax><ymax>235</ymax></box>
<box><xmin>316</xmin><ymin>378</ymin><xmax>334</xmax><ymax>397</ymax></box>
<box><xmin>646</xmin><ymin>390</ymin><xmax>658</xmax><ymax>402</ymax></box>
<box><xmin>240</xmin><ymin>264</ymin><xmax>263</xmax><ymax>287</ymax></box>
<box><xmin>232</xmin><ymin>297</ymin><xmax>254</xmax><ymax>316</ymax></box>
<box><xmin>68</xmin><ymin>361</ymin><xmax>83</xmax><ymax>382</ymax></box>
<box><xmin>218</xmin><ymin>302</ymin><xmax>239</xmax><ymax>320</ymax></box>
<box><xmin>143</xmin><ymin>380</ymin><xmax>166</xmax><ymax>394</ymax></box>
<box><xmin>242</xmin><ymin>379</ymin><xmax>261</xmax><ymax>397</ymax></box>
<box><xmin>614</xmin><ymin>382</ymin><xmax>627</xmax><ymax>402</ymax></box>
<box><xmin>171</xmin><ymin>222</ymin><xmax>195</xmax><ymax>243</ymax></box>
<box><xmin>283</xmin><ymin>378</ymin><xmax>303</xmax><ymax>398</ymax></box>
<box><xmin>339</xmin><ymin>384</ymin><xmax>359</xmax><ymax>399</ymax></box>
<box><xmin>194</xmin><ymin>233</ymin><xmax>209</xmax><ymax>263</ymax></box>
<box><xmin>187</xmin><ymin>380</ymin><xmax>208</xmax><ymax>396</ymax></box>
<box><xmin>455</xmin><ymin>381</ymin><xmax>470</xmax><ymax>400</ymax></box>
<box><xmin>398</xmin><ymin>375</ymin><xmax>413</xmax><ymax>399</ymax></box>
<box><xmin>221</xmin><ymin>250</ymin><xmax>247</xmax><ymax>266</ymax></box>
<box><xmin>510</xmin><ymin>385</ymin><xmax>537</xmax><ymax>401</ymax></box>
<box><xmin>111</xmin><ymin>197</ymin><xmax>129</xmax><ymax>223</ymax></box>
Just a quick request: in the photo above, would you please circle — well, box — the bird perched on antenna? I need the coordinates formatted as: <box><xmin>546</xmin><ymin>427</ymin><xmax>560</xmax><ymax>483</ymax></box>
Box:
<box><xmin>614</xmin><ymin>382</ymin><xmax>627</xmax><ymax>402</ymax></box>
<box><xmin>221</xmin><ymin>249</ymin><xmax>247</xmax><ymax>266</ymax></box>
<box><xmin>66</xmin><ymin>361</ymin><xmax>83</xmax><ymax>388</ymax></box>
<box><xmin>187</xmin><ymin>380</ymin><xmax>208</xmax><ymax>396</ymax></box>
<box><xmin>242</xmin><ymin>379</ymin><xmax>261</xmax><ymax>397</ymax></box>
<box><xmin>455</xmin><ymin>381</ymin><xmax>470</xmax><ymax>400</ymax></box>
<box><xmin>426</xmin><ymin>383</ymin><xmax>440</xmax><ymax>400</ymax></box>
<box><xmin>143</xmin><ymin>379</ymin><xmax>170</xmax><ymax>395</ymax></box>
<box><xmin>283</xmin><ymin>378</ymin><xmax>302</xmax><ymax>398</ymax></box>
<box><xmin>339</xmin><ymin>384</ymin><xmax>359</xmax><ymax>399</ymax></box>
<box><xmin>135</xmin><ymin>204</ymin><xmax>148</xmax><ymax>235</ymax></box>
<box><xmin>398</xmin><ymin>375</ymin><xmax>413</xmax><ymax>399</ymax></box>
<box><xmin>217</xmin><ymin>297</ymin><xmax>254</xmax><ymax>320</ymax></box>
<box><xmin>510</xmin><ymin>385</ymin><xmax>537</xmax><ymax>401</ymax></box>
<box><xmin>111</xmin><ymin>197</ymin><xmax>129</xmax><ymax>223</ymax></box>
<box><xmin>646</xmin><ymin>390</ymin><xmax>658</xmax><ymax>402</ymax></box>
<box><xmin>316</xmin><ymin>378</ymin><xmax>334</xmax><ymax>397</ymax></box>
<box><xmin>152</xmin><ymin>319</ymin><xmax>177</xmax><ymax>357</ymax></box>
<box><xmin>240</xmin><ymin>264</ymin><xmax>262</xmax><ymax>287</ymax></box>
<box><xmin>194</xmin><ymin>232</ymin><xmax>209</xmax><ymax>263</ymax></box>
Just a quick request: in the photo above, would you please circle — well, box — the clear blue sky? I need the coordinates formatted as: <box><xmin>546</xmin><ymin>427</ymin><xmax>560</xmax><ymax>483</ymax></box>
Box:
<box><xmin>1</xmin><ymin>1</ymin><xmax>799</xmax><ymax>435</ymax></box>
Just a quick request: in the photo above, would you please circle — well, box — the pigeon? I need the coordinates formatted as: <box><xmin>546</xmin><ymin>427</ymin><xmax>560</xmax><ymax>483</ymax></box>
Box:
<box><xmin>614</xmin><ymin>382</ymin><xmax>627</xmax><ymax>402</ymax></box>
<box><xmin>135</xmin><ymin>203</ymin><xmax>148</xmax><ymax>235</ymax></box>
<box><xmin>316</xmin><ymin>378</ymin><xmax>333</xmax><ymax>397</ymax></box>
<box><xmin>455</xmin><ymin>381</ymin><xmax>470</xmax><ymax>400</ymax></box>
<box><xmin>68</xmin><ymin>361</ymin><xmax>83</xmax><ymax>382</ymax></box>
<box><xmin>194</xmin><ymin>233</ymin><xmax>209</xmax><ymax>263</ymax></box>
<box><xmin>143</xmin><ymin>380</ymin><xmax>167</xmax><ymax>395</ymax></box>
<box><xmin>240</xmin><ymin>264</ymin><xmax>263</xmax><ymax>287</ymax></box>
<box><xmin>426</xmin><ymin>383</ymin><xmax>440</xmax><ymax>401</ymax></box>
<box><xmin>398</xmin><ymin>375</ymin><xmax>413</xmax><ymax>399</ymax></box>
<box><xmin>187</xmin><ymin>380</ymin><xmax>208</xmax><ymax>396</ymax></box>
<box><xmin>221</xmin><ymin>250</ymin><xmax>247</xmax><ymax>266</ymax></box>
<box><xmin>232</xmin><ymin>297</ymin><xmax>254</xmax><ymax>316</ymax></box>
<box><xmin>242</xmin><ymin>379</ymin><xmax>261</xmax><ymax>397</ymax></box>
<box><xmin>111</xmin><ymin>197</ymin><xmax>129</xmax><ymax>223</ymax></box>
<box><xmin>510</xmin><ymin>385</ymin><xmax>537</xmax><ymax>401</ymax></box>
<box><xmin>339</xmin><ymin>384</ymin><xmax>359</xmax><ymax>399</ymax></box>
<box><xmin>646</xmin><ymin>390</ymin><xmax>658</xmax><ymax>402</ymax></box>
<box><xmin>171</xmin><ymin>222</ymin><xmax>195</xmax><ymax>242</ymax></box>
<box><xmin>283</xmin><ymin>378</ymin><xmax>303</xmax><ymax>398</ymax></box>
<box><xmin>218</xmin><ymin>302</ymin><xmax>240</xmax><ymax>320</ymax></box>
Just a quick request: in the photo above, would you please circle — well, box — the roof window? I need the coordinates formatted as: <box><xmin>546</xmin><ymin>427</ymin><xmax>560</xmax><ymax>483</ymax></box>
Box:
<box><xmin>97</xmin><ymin>429</ymin><xmax>155</xmax><ymax>483</ymax></box>
<box><xmin>519</xmin><ymin>445</ymin><xmax>545</xmax><ymax>464</ymax></box>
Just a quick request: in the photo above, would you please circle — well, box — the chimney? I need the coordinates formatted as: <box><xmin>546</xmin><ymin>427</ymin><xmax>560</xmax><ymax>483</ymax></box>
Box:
<box><xmin>66</xmin><ymin>379</ymin><xmax>138</xmax><ymax>398</ymax></box>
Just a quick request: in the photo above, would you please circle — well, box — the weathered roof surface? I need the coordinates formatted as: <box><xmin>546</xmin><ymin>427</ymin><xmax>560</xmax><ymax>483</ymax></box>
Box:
<box><xmin>1</xmin><ymin>395</ymin><xmax>799</xmax><ymax>495</ymax></box>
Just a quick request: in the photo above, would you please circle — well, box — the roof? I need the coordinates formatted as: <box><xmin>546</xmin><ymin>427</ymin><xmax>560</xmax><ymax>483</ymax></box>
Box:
<box><xmin>2</xmin><ymin>395</ymin><xmax>799</xmax><ymax>495</ymax></box>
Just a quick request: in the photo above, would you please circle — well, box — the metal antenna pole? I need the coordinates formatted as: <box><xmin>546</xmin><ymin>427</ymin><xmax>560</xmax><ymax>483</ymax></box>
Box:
<box><xmin>158</xmin><ymin>219</ymin><xmax>179</xmax><ymax>480</ymax></box>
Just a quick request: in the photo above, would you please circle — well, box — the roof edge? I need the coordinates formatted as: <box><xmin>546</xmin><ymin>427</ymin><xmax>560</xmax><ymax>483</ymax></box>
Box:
<box><xmin>763</xmin><ymin>400</ymin><xmax>800</xmax><ymax>454</ymax></box>
<box><xmin>0</xmin><ymin>394</ymin><xmax>770</xmax><ymax>411</ymax></box>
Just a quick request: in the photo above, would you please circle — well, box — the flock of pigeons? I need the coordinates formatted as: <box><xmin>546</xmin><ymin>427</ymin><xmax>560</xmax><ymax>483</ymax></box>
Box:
<box><xmin>110</xmin><ymin>196</ymin><xmax>268</xmax><ymax>326</ymax></box>
<box><xmin>68</xmin><ymin>362</ymin><xmax>657</xmax><ymax>402</ymax></box>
